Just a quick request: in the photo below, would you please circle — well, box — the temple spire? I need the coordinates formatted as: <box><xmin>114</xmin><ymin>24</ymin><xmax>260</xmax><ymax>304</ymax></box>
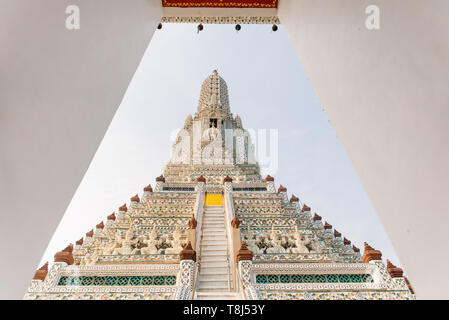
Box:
<box><xmin>196</xmin><ymin>69</ymin><xmax>232</xmax><ymax>120</ymax></box>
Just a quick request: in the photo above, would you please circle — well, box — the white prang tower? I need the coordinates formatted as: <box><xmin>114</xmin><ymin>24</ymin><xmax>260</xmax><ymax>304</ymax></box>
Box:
<box><xmin>25</xmin><ymin>70</ymin><xmax>415</xmax><ymax>300</ymax></box>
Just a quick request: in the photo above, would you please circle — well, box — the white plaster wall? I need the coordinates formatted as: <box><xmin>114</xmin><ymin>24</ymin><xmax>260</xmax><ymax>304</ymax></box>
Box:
<box><xmin>279</xmin><ymin>0</ymin><xmax>449</xmax><ymax>299</ymax></box>
<box><xmin>0</xmin><ymin>0</ymin><xmax>162</xmax><ymax>299</ymax></box>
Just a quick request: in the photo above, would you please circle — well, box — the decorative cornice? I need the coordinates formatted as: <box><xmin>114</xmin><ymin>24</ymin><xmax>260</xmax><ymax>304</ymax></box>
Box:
<box><xmin>323</xmin><ymin>221</ymin><xmax>332</xmax><ymax>230</ymax></box>
<box><xmin>144</xmin><ymin>184</ymin><xmax>153</xmax><ymax>192</ymax></box>
<box><xmin>96</xmin><ymin>221</ymin><xmax>104</xmax><ymax>229</ymax></box>
<box><xmin>312</xmin><ymin>213</ymin><xmax>322</xmax><ymax>221</ymax></box>
<box><xmin>343</xmin><ymin>237</ymin><xmax>351</xmax><ymax>245</ymax></box>
<box><xmin>161</xmin><ymin>16</ymin><xmax>280</xmax><ymax>25</ymax></box>
<box><xmin>301</xmin><ymin>204</ymin><xmax>311</xmax><ymax>212</ymax></box>
<box><xmin>54</xmin><ymin>244</ymin><xmax>74</xmax><ymax>265</ymax></box>
<box><xmin>188</xmin><ymin>214</ymin><xmax>197</xmax><ymax>229</ymax></box>
<box><xmin>119</xmin><ymin>203</ymin><xmax>128</xmax><ymax>212</ymax></box>
<box><xmin>251</xmin><ymin>262</ymin><xmax>375</xmax><ymax>274</ymax></box>
<box><xmin>362</xmin><ymin>242</ymin><xmax>382</xmax><ymax>262</ymax></box>
<box><xmin>156</xmin><ymin>175</ymin><xmax>166</xmax><ymax>183</ymax></box>
<box><xmin>264</xmin><ymin>175</ymin><xmax>274</xmax><ymax>182</ymax></box>
<box><xmin>107</xmin><ymin>212</ymin><xmax>116</xmax><ymax>221</ymax></box>
<box><xmin>75</xmin><ymin>238</ymin><xmax>83</xmax><ymax>246</ymax></box>
<box><xmin>237</xmin><ymin>242</ymin><xmax>253</xmax><ymax>262</ymax></box>
<box><xmin>33</xmin><ymin>262</ymin><xmax>48</xmax><ymax>281</ymax></box>
<box><xmin>131</xmin><ymin>194</ymin><xmax>140</xmax><ymax>203</ymax></box>
<box><xmin>333</xmin><ymin>229</ymin><xmax>341</xmax><ymax>237</ymax></box>
<box><xmin>352</xmin><ymin>245</ymin><xmax>360</xmax><ymax>253</ymax></box>
<box><xmin>180</xmin><ymin>241</ymin><xmax>196</xmax><ymax>261</ymax></box>
<box><xmin>223</xmin><ymin>175</ymin><xmax>233</xmax><ymax>183</ymax></box>
<box><xmin>85</xmin><ymin>229</ymin><xmax>94</xmax><ymax>238</ymax></box>
<box><xmin>231</xmin><ymin>215</ymin><xmax>240</xmax><ymax>229</ymax></box>
<box><xmin>63</xmin><ymin>264</ymin><xmax>180</xmax><ymax>273</ymax></box>
<box><xmin>290</xmin><ymin>194</ymin><xmax>299</xmax><ymax>203</ymax></box>
<box><xmin>386</xmin><ymin>260</ymin><xmax>404</xmax><ymax>278</ymax></box>
<box><xmin>196</xmin><ymin>175</ymin><xmax>207</xmax><ymax>183</ymax></box>
<box><xmin>277</xmin><ymin>185</ymin><xmax>287</xmax><ymax>193</ymax></box>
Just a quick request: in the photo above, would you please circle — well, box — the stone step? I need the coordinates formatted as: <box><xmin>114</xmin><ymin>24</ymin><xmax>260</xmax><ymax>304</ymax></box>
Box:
<box><xmin>201</xmin><ymin>248</ymin><xmax>228</xmax><ymax>258</ymax></box>
<box><xmin>203</xmin><ymin>218</ymin><xmax>224</xmax><ymax>222</ymax></box>
<box><xmin>199</xmin><ymin>271</ymin><xmax>229</xmax><ymax>280</ymax></box>
<box><xmin>201</xmin><ymin>241</ymin><xmax>227</xmax><ymax>247</ymax></box>
<box><xmin>201</xmin><ymin>254</ymin><xmax>227</xmax><ymax>259</ymax></box>
<box><xmin>201</xmin><ymin>244</ymin><xmax>227</xmax><ymax>251</ymax></box>
<box><xmin>195</xmin><ymin>292</ymin><xmax>241</xmax><ymax>300</ymax></box>
<box><xmin>202</xmin><ymin>233</ymin><xmax>226</xmax><ymax>238</ymax></box>
<box><xmin>201</xmin><ymin>254</ymin><xmax>227</xmax><ymax>260</ymax></box>
<box><xmin>203</xmin><ymin>223</ymin><xmax>225</xmax><ymax>227</ymax></box>
<box><xmin>201</xmin><ymin>248</ymin><xmax>227</xmax><ymax>252</ymax></box>
<box><xmin>202</xmin><ymin>226</ymin><xmax>225</xmax><ymax>230</ymax></box>
<box><xmin>202</xmin><ymin>232</ymin><xmax>226</xmax><ymax>236</ymax></box>
<box><xmin>198</xmin><ymin>281</ymin><xmax>230</xmax><ymax>291</ymax></box>
<box><xmin>200</xmin><ymin>266</ymin><xmax>228</xmax><ymax>275</ymax></box>
<box><xmin>200</xmin><ymin>255</ymin><xmax>228</xmax><ymax>262</ymax></box>
<box><xmin>202</xmin><ymin>227</ymin><xmax>225</xmax><ymax>232</ymax></box>
<box><xmin>201</xmin><ymin>252</ymin><xmax>227</xmax><ymax>258</ymax></box>
<box><xmin>202</xmin><ymin>236</ymin><xmax>226</xmax><ymax>245</ymax></box>
<box><xmin>202</xmin><ymin>230</ymin><xmax>225</xmax><ymax>235</ymax></box>
<box><xmin>200</xmin><ymin>261</ymin><xmax>228</xmax><ymax>267</ymax></box>
<box><xmin>201</xmin><ymin>235</ymin><xmax>226</xmax><ymax>240</ymax></box>
<box><xmin>201</xmin><ymin>260</ymin><xmax>228</xmax><ymax>268</ymax></box>
<box><xmin>202</xmin><ymin>235</ymin><xmax>225</xmax><ymax>239</ymax></box>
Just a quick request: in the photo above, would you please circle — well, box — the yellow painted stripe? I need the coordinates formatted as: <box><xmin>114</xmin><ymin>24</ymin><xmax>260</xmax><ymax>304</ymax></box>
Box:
<box><xmin>205</xmin><ymin>194</ymin><xmax>223</xmax><ymax>206</ymax></box>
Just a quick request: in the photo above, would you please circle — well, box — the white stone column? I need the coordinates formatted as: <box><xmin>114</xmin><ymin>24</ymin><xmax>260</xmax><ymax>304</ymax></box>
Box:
<box><xmin>174</xmin><ymin>259</ymin><xmax>195</xmax><ymax>300</ymax></box>
<box><xmin>238</xmin><ymin>260</ymin><xmax>260</xmax><ymax>300</ymax></box>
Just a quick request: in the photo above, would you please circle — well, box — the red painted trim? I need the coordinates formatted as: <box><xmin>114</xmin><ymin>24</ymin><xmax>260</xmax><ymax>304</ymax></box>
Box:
<box><xmin>162</xmin><ymin>0</ymin><xmax>278</xmax><ymax>8</ymax></box>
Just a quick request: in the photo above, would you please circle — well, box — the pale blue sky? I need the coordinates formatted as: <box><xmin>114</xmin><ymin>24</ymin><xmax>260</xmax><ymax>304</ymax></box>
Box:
<box><xmin>41</xmin><ymin>23</ymin><xmax>400</xmax><ymax>267</ymax></box>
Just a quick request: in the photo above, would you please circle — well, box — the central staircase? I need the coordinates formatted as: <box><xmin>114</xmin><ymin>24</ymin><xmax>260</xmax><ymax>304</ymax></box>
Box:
<box><xmin>195</xmin><ymin>205</ymin><xmax>241</xmax><ymax>300</ymax></box>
